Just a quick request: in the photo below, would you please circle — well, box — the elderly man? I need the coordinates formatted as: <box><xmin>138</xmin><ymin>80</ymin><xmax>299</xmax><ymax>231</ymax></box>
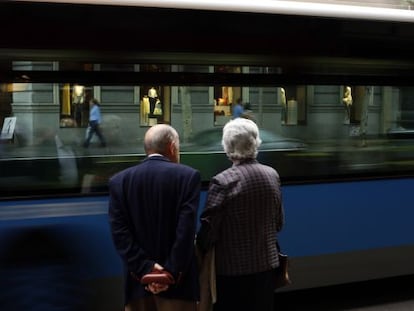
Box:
<box><xmin>109</xmin><ymin>124</ymin><xmax>201</xmax><ymax>311</ymax></box>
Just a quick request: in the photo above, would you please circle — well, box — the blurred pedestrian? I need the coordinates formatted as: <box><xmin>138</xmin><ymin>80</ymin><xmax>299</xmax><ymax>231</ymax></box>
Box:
<box><xmin>232</xmin><ymin>98</ymin><xmax>244</xmax><ymax>119</ymax></box>
<box><xmin>83</xmin><ymin>98</ymin><xmax>106</xmax><ymax>148</ymax></box>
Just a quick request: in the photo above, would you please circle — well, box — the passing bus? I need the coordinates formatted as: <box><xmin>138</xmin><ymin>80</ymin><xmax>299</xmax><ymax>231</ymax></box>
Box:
<box><xmin>1</xmin><ymin>1</ymin><xmax>414</xmax><ymax>309</ymax></box>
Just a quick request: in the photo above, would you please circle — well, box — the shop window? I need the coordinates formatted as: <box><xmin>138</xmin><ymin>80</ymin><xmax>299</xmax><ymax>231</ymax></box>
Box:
<box><xmin>60</xmin><ymin>83</ymin><xmax>94</xmax><ymax>128</ymax></box>
<box><xmin>400</xmin><ymin>87</ymin><xmax>414</xmax><ymax>128</ymax></box>
<box><xmin>139</xmin><ymin>65</ymin><xmax>171</xmax><ymax>126</ymax></box>
<box><xmin>214</xmin><ymin>66</ymin><xmax>242</xmax><ymax>126</ymax></box>
<box><xmin>342</xmin><ymin>85</ymin><xmax>371</xmax><ymax>125</ymax></box>
<box><xmin>280</xmin><ymin>85</ymin><xmax>307</xmax><ymax>125</ymax></box>
<box><xmin>341</xmin><ymin>85</ymin><xmax>353</xmax><ymax>124</ymax></box>
<box><xmin>59</xmin><ymin>62</ymin><xmax>94</xmax><ymax>128</ymax></box>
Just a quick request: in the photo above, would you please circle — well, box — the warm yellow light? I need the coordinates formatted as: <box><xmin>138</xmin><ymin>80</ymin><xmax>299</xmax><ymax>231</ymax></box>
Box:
<box><xmin>12</xmin><ymin>83</ymin><xmax>30</xmax><ymax>92</ymax></box>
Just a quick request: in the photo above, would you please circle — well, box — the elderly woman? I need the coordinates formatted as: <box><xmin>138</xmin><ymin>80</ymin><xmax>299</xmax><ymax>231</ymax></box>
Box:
<box><xmin>197</xmin><ymin>118</ymin><xmax>285</xmax><ymax>311</ymax></box>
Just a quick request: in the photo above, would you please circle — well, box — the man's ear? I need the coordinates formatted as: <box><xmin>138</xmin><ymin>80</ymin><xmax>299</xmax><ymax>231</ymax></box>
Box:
<box><xmin>164</xmin><ymin>141</ymin><xmax>174</xmax><ymax>160</ymax></box>
<box><xmin>168</xmin><ymin>142</ymin><xmax>174</xmax><ymax>156</ymax></box>
<box><xmin>167</xmin><ymin>141</ymin><xmax>179</xmax><ymax>163</ymax></box>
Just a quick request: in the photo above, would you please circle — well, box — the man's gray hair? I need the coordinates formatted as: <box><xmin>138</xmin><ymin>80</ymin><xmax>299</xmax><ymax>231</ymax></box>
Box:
<box><xmin>221</xmin><ymin>118</ymin><xmax>262</xmax><ymax>161</ymax></box>
<box><xmin>144</xmin><ymin>124</ymin><xmax>179</xmax><ymax>154</ymax></box>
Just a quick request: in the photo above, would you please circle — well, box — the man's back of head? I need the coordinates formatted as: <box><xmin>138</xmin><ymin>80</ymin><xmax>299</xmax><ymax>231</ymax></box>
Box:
<box><xmin>144</xmin><ymin>124</ymin><xmax>180</xmax><ymax>163</ymax></box>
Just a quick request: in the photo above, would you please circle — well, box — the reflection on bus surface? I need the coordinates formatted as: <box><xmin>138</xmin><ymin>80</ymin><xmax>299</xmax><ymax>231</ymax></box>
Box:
<box><xmin>1</xmin><ymin>0</ymin><xmax>414</xmax><ymax>309</ymax></box>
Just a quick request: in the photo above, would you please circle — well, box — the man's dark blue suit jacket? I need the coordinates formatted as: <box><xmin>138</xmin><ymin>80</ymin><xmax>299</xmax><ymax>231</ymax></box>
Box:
<box><xmin>108</xmin><ymin>155</ymin><xmax>201</xmax><ymax>304</ymax></box>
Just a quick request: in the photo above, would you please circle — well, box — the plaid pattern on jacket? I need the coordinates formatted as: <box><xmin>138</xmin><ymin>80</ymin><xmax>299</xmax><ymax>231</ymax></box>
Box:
<box><xmin>200</xmin><ymin>159</ymin><xmax>284</xmax><ymax>276</ymax></box>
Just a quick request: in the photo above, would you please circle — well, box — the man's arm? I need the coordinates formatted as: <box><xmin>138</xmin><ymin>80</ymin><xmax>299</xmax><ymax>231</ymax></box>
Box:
<box><xmin>108</xmin><ymin>179</ymin><xmax>155</xmax><ymax>278</ymax></box>
<box><xmin>164</xmin><ymin>170</ymin><xmax>201</xmax><ymax>281</ymax></box>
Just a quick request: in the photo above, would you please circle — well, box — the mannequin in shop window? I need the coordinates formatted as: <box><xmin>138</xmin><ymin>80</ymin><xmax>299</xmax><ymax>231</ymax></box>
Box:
<box><xmin>280</xmin><ymin>85</ymin><xmax>298</xmax><ymax>125</ymax></box>
<box><xmin>148</xmin><ymin>87</ymin><xmax>158</xmax><ymax>116</ymax></box>
<box><xmin>342</xmin><ymin>86</ymin><xmax>353</xmax><ymax>124</ymax></box>
<box><xmin>280</xmin><ymin>88</ymin><xmax>287</xmax><ymax>124</ymax></box>
<box><xmin>72</xmin><ymin>84</ymin><xmax>85</xmax><ymax>127</ymax></box>
<box><xmin>153</xmin><ymin>99</ymin><xmax>163</xmax><ymax>115</ymax></box>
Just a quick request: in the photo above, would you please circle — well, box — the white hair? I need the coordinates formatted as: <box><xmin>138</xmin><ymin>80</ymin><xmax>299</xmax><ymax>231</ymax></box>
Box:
<box><xmin>144</xmin><ymin>124</ymin><xmax>179</xmax><ymax>155</ymax></box>
<box><xmin>221</xmin><ymin>118</ymin><xmax>262</xmax><ymax>161</ymax></box>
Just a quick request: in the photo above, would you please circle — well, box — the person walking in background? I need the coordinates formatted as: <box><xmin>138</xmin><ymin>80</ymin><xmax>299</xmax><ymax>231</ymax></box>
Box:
<box><xmin>197</xmin><ymin>118</ymin><xmax>284</xmax><ymax>311</ymax></box>
<box><xmin>108</xmin><ymin>124</ymin><xmax>201</xmax><ymax>311</ymax></box>
<box><xmin>232</xmin><ymin>98</ymin><xmax>244</xmax><ymax>119</ymax></box>
<box><xmin>83</xmin><ymin>98</ymin><xmax>106</xmax><ymax>148</ymax></box>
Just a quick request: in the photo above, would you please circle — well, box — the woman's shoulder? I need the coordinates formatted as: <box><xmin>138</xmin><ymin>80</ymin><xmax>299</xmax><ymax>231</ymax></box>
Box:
<box><xmin>238</xmin><ymin>161</ymin><xmax>280</xmax><ymax>179</ymax></box>
<box><xmin>212</xmin><ymin>166</ymin><xmax>240</xmax><ymax>184</ymax></box>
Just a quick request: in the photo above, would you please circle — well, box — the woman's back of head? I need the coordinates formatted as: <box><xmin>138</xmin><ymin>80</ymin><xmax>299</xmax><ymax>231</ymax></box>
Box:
<box><xmin>222</xmin><ymin>118</ymin><xmax>262</xmax><ymax>161</ymax></box>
